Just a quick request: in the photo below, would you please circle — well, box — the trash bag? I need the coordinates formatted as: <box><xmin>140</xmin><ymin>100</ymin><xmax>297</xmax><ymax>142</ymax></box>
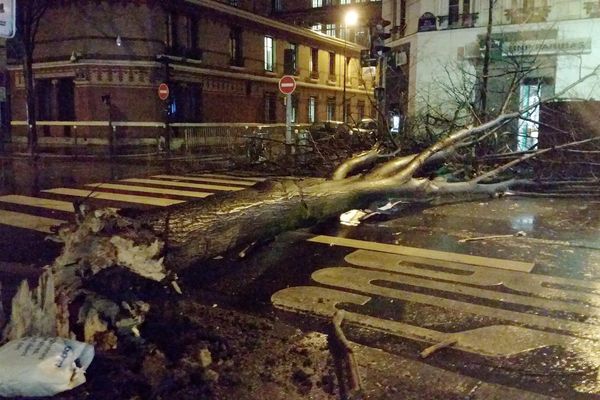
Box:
<box><xmin>0</xmin><ymin>337</ymin><xmax>94</xmax><ymax>397</ymax></box>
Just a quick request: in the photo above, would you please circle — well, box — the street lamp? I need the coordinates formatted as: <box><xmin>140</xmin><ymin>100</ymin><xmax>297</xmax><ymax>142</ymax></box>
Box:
<box><xmin>343</xmin><ymin>10</ymin><xmax>358</xmax><ymax>123</ymax></box>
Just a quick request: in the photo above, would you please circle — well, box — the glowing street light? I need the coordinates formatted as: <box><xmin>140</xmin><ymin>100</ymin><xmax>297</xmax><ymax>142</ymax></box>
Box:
<box><xmin>344</xmin><ymin>9</ymin><xmax>359</xmax><ymax>27</ymax></box>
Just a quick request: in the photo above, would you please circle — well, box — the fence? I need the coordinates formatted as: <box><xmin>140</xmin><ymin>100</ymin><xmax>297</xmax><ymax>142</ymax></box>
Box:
<box><xmin>8</xmin><ymin>121</ymin><xmax>311</xmax><ymax>156</ymax></box>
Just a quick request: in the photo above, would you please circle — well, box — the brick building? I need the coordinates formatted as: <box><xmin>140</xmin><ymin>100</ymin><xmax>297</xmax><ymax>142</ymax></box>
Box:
<box><xmin>7</xmin><ymin>0</ymin><xmax>374</xmax><ymax>144</ymax></box>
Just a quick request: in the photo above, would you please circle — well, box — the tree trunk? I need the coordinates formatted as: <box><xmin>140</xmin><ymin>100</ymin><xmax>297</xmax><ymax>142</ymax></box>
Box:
<box><xmin>129</xmin><ymin>177</ymin><xmax>377</xmax><ymax>270</ymax></box>
<box><xmin>23</xmin><ymin>50</ymin><xmax>37</xmax><ymax>156</ymax></box>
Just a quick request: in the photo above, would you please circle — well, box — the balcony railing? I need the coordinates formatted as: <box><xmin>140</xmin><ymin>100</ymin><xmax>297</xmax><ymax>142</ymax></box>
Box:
<box><xmin>504</xmin><ymin>6</ymin><xmax>551</xmax><ymax>23</ymax></box>
<box><xmin>437</xmin><ymin>13</ymin><xmax>479</xmax><ymax>30</ymax></box>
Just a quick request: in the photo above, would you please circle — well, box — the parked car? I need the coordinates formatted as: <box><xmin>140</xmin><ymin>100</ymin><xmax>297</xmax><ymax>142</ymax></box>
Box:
<box><xmin>307</xmin><ymin>120</ymin><xmax>350</xmax><ymax>141</ymax></box>
<box><xmin>350</xmin><ymin>118</ymin><xmax>378</xmax><ymax>148</ymax></box>
<box><xmin>355</xmin><ymin>118</ymin><xmax>378</xmax><ymax>133</ymax></box>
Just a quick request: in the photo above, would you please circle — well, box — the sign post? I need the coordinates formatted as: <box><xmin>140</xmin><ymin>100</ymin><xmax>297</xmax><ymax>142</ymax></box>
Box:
<box><xmin>278</xmin><ymin>75</ymin><xmax>297</xmax><ymax>153</ymax></box>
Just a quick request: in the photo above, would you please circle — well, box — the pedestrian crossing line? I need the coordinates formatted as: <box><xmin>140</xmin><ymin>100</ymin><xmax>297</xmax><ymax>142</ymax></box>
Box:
<box><xmin>0</xmin><ymin>209</ymin><xmax>65</xmax><ymax>233</ymax></box>
<box><xmin>193</xmin><ymin>173</ymin><xmax>266</xmax><ymax>182</ymax></box>
<box><xmin>152</xmin><ymin>175</ymin><xmax>256</xmax><ymax>186</ymax></box>
<box><xmin>0</xmin><ymin>195</ymin><xmax>77</xmax><ymax>213</ymax></box>
<box><xmin>42</xmin><ymin>188</ymin><xmax>184</xmax><ymax>207</ymax></box>
<box><xmin>345</xmin><ymin>250</ymin><xmax>600</xmax><ymax>308</ymax></box>
<box><xmin>308</xmin><ymin>235</ymin><xmax>534</xmax><ymax>273</ymax></box>
<box><xmin>272</xmin><ymin>286</ymin><xmax>600</xmax><ymax>358</ymax></box>
<box><xmin>121</xmin><ymin>178</ymin><xmax>244</xmax><ymax>192</ymax></box>
<box><xmin>312</xmin><ymin>267</ymin><xmax>598</xmax><ymax>340</ymax></box>
<box><xmin>85</xmin><ymin>183</ymin><xmax>213</xmax><ymax>199</ymax></box>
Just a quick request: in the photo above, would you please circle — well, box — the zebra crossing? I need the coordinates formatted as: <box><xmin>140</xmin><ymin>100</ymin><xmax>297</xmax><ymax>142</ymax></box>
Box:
<box><xmin>0</xmin><ymin>173</ymin><xmax>266</xmax><ymax>234</ymax></box>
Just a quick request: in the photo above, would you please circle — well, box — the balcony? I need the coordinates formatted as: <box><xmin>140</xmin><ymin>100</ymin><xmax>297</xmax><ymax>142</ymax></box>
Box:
<box><xmin>437</xmin><ymin>13</ymin><xmax>479</xmax><ymax>30</ymax></box>
<box><xmin>504</xmin><ymin>6</ymin><xmax>551</xmax><ymax>23</ymax></box>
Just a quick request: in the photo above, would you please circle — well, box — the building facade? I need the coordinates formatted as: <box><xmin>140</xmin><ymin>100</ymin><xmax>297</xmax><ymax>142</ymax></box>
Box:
<box><xmin>382</xmin><ymin>0</ymin><xmax>600</xmax><ymax>147</ymax></box>
<box><xmin>272</xmin><ymin>0</ymin><xmax>382</xmax><ymax>47</ymax></box>
<box><xmin>7</xmin><ymin>0</ymin><xmax>374</xmax><ymax>144</ymax></box>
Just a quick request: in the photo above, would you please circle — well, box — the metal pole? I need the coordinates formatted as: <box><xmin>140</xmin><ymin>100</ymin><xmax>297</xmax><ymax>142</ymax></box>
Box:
<box><xmin>286</xmin><ymin>92</ymin><xmax>292</xmax><ymax>155</ymax></box>
<box><xmin>343</xmin><ymin>37</ymin><xmax>347</xmax><ymax>123</ymax></box>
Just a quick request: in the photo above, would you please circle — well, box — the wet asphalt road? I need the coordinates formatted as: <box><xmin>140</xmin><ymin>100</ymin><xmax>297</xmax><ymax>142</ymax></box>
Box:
<box><xmin>1</xmin><ymin>156</ymin><xmax>600</xmax><ymax>399</ymax></box>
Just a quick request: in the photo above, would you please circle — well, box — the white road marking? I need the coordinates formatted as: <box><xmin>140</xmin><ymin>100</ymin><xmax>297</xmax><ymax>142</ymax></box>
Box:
<box><xmin>0</xmin><ymin>195</ymin><xmax>76</xmax><ymax>213</ymax></box>
<box><xmin>121</xmin><ymin>178</ymin><xmax>244</xmax><ymax>192</ymax></box>
<box><xmin>85</xmin><ymin>183</ymin><xmax>212</xmax><ymax>198</ymax></box>
<box><xmin>309</xmin><ymin>235</ymin><xmax>534</xmax><ymax>272</ymax></box>
<box><xmin>346</xmin><ymin>250</ymin><xmax>600</xmax><ymax>308</ymax></box>
<box><xmin>272</xmin><ymin>286</ymin><xmax>600</xmax><ymax>359</ymax></box>
<box><xmin>0</xmin><ymin>209</ymin><xmax>65</xmax><ymax>233</ymax></box>
<box><xmin>194</xmin><ymin>173</ymin><xmax>266</xmax><ymax>182</ymax></box>
<box><xmin>313</xmin><ymin>267</ymin><xmax>599</xmax><ymax>340</ymax></box>
<box><xmin>151</xmin><ymin>175</ymin><xmax>256</xmax><ymax>186</ymax></box>
<box><xmin>42</xmin><ymin>188</ymin><xmax>184</xmax><ymax>207</ymax></box>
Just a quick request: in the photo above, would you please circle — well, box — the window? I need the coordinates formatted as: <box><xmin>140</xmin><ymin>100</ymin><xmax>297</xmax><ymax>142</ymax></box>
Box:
<box><xmin>357</xmin><ymin>100</ymin><xmax>365</xmax><ymax>120</ymax></box>
<box><xmin>291</xmin><ymin>95</ymin><xmax>299</xmax><ymax>123</ymax></box>
<box><xmin>345</xmin><ymin>100</ymin><xmax>352</xmax><ymax>121</ymax></box>
<box><xmin>36</xmin><ymin>78</ymin><xmax>75</xmax><ymax>137</ymax></box>
<box><xmin>171</xmin><ymin>83</ymin><xmax>203</xmax><ymax>123</ymax></box>
<box><xmin>264</xmin><ymin>92</ymin><xmax>277</xmax><ymax>122</ymax></box>
<box><xmin>329</xmin><ymin>52</ymin><xmax>336</xmax><ymax>79</ymax></box>
<box><xmin>308</xmin><ymin>96</ymin><xmax>317</xmax><ymax>123</ymax></box>
<box><xmin>327</xmin><ymin>97</ymin><xmax>336</xmax><ymax>120</ymax></box>
<box><xmin>311</xmin><ymin>23</ymin><xmax>322</xmax><ymax>33</ymax></box>
<box><xmin>312</xmin><ymin>0</ymin><xmax>322</xmax><ymax>7</ymax></box>
<box><xmin>230</xmin><ymin>27</ymin><xmax>243</xmax><ymax>66</ymax></box>
<box><xmin>168</xmin><ymin>13</ymin><xmax>200</xmax><ymax>57</ymax></box>
<box><xmin>284</xmin><ymin>43</ymin><xmax>298</xmax><ymax>75</ymax></box>
<box><xmin>310</xmin><ymin>48</ymin><xmax>319</xmax><ymax>75</ymax></box>
<box><xmin>517</xmin><ymin>81</ymin><xmax>541</xmax><ymax>151</ymax></box>
<box><xmin>400</xmin><ymin>0</ymin><xmax>407</xmax><ymax>35</ymax></box>
<box><xmin>229</xmin><ymin>0</ymin><xmax>239</xmax><ymax>6</ymax></box>
<box><xmin>449</xmin><ymin>0</ymin><xmax>459</xmax><ymax>25</ymax></box>
<box><xmin>325</xmin><ymin>23</ymin><xmax>336</xmax><ymax>37</ymax></box>
<box><xmin>340</xmin><ymin>0</ymin><xmax>351</xmax><ymax>4</ymax></box>
<box><xmin>264</xmin><ymin>36</ymin><xmax>275</xmax><ymax>72</ymax></box>
<box><xmin>272</xmin><ymin>0</ymin><xmax>283</xmax><ymax>11</ymax></box>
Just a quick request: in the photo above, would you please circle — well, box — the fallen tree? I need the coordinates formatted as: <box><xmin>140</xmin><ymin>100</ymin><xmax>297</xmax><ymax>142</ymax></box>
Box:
<box><xmin>3</xmin><ymin>65</ymin><xmax>600</xmax><ymax>345</ymax></box>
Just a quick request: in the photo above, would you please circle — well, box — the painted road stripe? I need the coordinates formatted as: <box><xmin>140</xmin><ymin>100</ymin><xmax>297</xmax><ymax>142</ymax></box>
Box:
<box><xmin>0</xmin><ymin>210</ymin><xmax>65</xmax><ymax>233</ymax></box>
<box><xmin>195</xmin><ymin>173</ymin><xmax>266</xmax><ymax>182</ymax></box>
<box><xmin>272</xmin><ymin>286</ymin><xmax>600</xmax><ymax>359</ymax></box>
<box><xmin>0</xmin><ymin>195</ymin><xmax>77</xmax><ymax>213</ymax></box>
<box><xmin>121</xmin><ymin>178</ymin><xmax>244</xmax><ymax>192</ymax></box>
<box><xmin>345</xmin><ymin>250</ymin><xmax>600</xmax><ymax>308</ymax></box>
<box><xmin>85</xmin><ymin>183</ymin><xmax>212</xmax><ymax>198</ymax></box>
<box><xmin>312</xmin><ymin>267</ymin><xmax>597</xmax><ymax>340</ymax></box>
<box><xmin>42</xmin><ymin>188</ymin><xmax>184</xmax><ymax>207</ymax></box>
<box><xmin>152</xmin><ymin>175</ymin><xmax>256</xmax><ymax>186</ymax></box>
<box><xmin>308</xmin><ymin>235</ymin><xmax>534</xmax><ymax>273</ymax></box>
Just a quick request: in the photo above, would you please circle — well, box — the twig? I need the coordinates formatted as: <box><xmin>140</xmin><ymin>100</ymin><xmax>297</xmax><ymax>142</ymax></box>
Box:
<box><xmin>331</xmin><ymin>310</ymin><xmax>363</xmax><ymax>397</ymax></box>
<box><xmin>420</xmin><ymin>337</ymin><xmax>457</xmax><ymax>358</ymax></box>
<box><xmin>458</xmin><ymin>230</ymin><xmax>526</xmax><ymax>243</ymax></box>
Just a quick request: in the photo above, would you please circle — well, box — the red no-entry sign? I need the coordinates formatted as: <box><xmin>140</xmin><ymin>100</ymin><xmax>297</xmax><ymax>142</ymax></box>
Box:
<box><xmin>158</xmin><ymin>83</ymin><xmax>170</xmax><ymax>101</ymax></box>
<box><xmin>278</xmin><ymin>75</ymin><xmax>297</xmax><ymax>95</ymax></box>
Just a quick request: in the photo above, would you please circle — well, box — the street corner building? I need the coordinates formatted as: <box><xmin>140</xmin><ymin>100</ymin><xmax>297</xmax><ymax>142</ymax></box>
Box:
<box><xmin>382</xmin><ymin>0</ymin><xmax>600</xmax><ymax>152</ymax></box>
<box><xmin>5</xmin><ymin>0</ymin><xmax>375</xmax><ymax>153</ymax></box>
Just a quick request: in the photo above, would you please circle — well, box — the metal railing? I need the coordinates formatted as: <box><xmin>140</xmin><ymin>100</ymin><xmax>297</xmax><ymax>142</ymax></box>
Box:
<box><xmin>8</xmin><ymin>120</ymin><xmax>311</xmax><ymax>157</ymax></box>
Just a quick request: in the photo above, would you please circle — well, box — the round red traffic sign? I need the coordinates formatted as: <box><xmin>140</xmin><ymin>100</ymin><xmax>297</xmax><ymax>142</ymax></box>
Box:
<box><xmin>158</xmin><ymin>83</ymin><xmax>169</xmax><ymax>101</ymax></box>
<box><xmin>278</xmin><ymin>75</ymin><xmax>296</xmax><ymax>95</ymax></box>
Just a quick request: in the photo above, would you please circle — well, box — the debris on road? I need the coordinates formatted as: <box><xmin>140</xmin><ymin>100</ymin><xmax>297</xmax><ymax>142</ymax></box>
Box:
<box><xmin>458</xmin><ymin>230</ymin><xmax>527</xmax><ymax>243</ymax></box>
<box><xmin>330</xmin><ymin>310</ymin><xmax>362</xmax><ymax>398</ymax></box>
<box><xmin>340</xmin><ymin>209</ymin><xmax>369</xmax><ymax>226</ymax></box>
<box><xmin>0</xmin><ymin>337</ymin><xmax>94</xmax><ymax>397</ymax></box>
<box><xmin>420</xmin><ymin>337</ymin><xmax>458</xmax><ymax>359</ymax></box>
